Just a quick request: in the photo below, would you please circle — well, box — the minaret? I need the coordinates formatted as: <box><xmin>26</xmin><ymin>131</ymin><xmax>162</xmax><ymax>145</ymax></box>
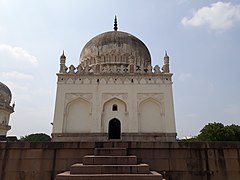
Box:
<box><xmin>59</xmin><ymin>51</ymin><xmax>67</xmax><ymax>73</ymax></box>
<box><xmin>162</xmin><ymin>51</ymin><xmax>170</xmax><ymax>73</ymax></box>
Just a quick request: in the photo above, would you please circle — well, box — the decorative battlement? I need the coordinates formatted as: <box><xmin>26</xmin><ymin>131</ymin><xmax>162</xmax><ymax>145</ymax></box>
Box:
<box><xmin>60</xmin><ymin>63</ymin><xmax>166</xmax><ymax>74</ymax></box>
<box><xmin>58</xmin><ymin>51</ymin><xmax>172</xmax><ymax>84</ymax></box>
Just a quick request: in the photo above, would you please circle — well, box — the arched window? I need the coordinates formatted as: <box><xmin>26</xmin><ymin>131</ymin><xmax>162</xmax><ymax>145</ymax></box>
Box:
<box><xmin>112</xmin><ymin>104</ymin><xmax>118</xmax><ymax>111</ymax></box>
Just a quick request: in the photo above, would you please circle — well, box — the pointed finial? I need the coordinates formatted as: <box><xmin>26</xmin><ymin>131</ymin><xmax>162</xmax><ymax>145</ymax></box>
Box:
<box><xmin>61</xmin><ymin>50</ymin><xmax>66</xmax><ymax>59</ymax></box>
<box><xmin>165</xmin><ymin>50</ymin><xmax>168</xmax><ymax>57</ymax></box>
<box><xmin>114</xmin><ymin>16</ymin><xmax>118</xmax><ymax>31</ymax></box>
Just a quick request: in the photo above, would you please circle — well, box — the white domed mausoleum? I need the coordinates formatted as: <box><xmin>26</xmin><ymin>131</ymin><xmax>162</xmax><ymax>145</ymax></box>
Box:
<box><xmin>0</xmin><ymin>82</ymin><xmax>14</xmax><ymax>136</ymax></box>
<box><xmin>52</xmin><ymin>18</ymin><xmax>176</xmax><ymax>141</ymax></box>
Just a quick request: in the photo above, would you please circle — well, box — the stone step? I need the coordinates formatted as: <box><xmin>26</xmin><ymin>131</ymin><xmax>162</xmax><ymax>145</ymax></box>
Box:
<box><xmin>94</xmin><ymin>148</ymin><xmax>127</xmax><ymax>156</ymax></box>
<box><xmin>56</xmin><ymin>171</ymin><xmax>163</xmax><ymax>180</ymax></box>
<box><xmin>83</xmin><ymin>155</ymin><xmax>137</xmax><ymax>165</ymax></box>
<box><xmin>70</xmin><ymin>163</ymin><xmax>150</xmax><ymax>174</ymax></box>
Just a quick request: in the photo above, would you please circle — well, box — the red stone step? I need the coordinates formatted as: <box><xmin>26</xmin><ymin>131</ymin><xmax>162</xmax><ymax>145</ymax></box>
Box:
<box><xmin>83</xmin><ymin>155</ymin><xmax>137</xmax><ymax>165</ymax></box>
<box><xmin>56</xmin><ymin>171</ymin><xmax>163</xmax><ymax>180</ymax></box>
<box><xmin>70</xmin><ymin>163</ymin><xmax>150</xmax><ymax>174</ymax></box>
<box><xmin>94</xmin><ymin>148</ymin><xmax>127</xmax><ymax>156</ymax></box>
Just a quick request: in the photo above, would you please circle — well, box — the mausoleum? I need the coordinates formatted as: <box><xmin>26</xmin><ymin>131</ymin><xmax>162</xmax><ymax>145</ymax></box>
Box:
<box><xmin>52</xmin><ymin>18</ymin><xmax>176</xmax><ymax>142</ymax></box>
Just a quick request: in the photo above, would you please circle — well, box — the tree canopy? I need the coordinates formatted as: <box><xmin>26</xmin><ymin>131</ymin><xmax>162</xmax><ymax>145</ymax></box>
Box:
<box><xmin>20</xmin><ymin>133</ymin><xmax>51</xmax><ymax>142</ymax></box>
<box><xmin>196</xmin><ymin>122</ymin><xmax>240</xmax><ymax>141</ymax></box>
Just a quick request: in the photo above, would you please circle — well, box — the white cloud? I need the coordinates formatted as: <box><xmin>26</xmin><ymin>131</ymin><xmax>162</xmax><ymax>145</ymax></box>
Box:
<box><xmin>0</xmin><ymin>44</ymin><xmax>38</xmax><ymax>69</ymax></box>
<box><xmin>178</xmin><ymin>73</ymin><xmax>192</xmax><ymax>82</ymax></box>
<box><xmin>0</xmin><ymin>71</ymin><xmax>34</xmax><ymax>81</ymax></box>
<box><xmin>181</xmin><ymin>2</ymin><xmax>240</xmax><ymax>31</ymax></box>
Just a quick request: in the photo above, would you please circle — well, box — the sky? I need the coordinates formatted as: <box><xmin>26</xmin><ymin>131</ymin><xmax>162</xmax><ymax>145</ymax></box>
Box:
<box><xmin>0</xmin><ymin>0</ymin><xmax>240</xmax><ymax>139</ymax></box>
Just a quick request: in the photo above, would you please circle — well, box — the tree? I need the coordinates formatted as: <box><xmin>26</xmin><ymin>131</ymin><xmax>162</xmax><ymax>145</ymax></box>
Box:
<box><xmin>197</xmin><ymin>122</ymin><xmax>240</xmax><ymax>141</ymax></box>
<box><xmin>224</xmin><ymin>124</ymin><xmax>240</xmax><ymax>141</ymax></box>
<box><xmin>20</xmin><ymin>133</ymin><xmax>51</xmax><ymax>142</ymax></box>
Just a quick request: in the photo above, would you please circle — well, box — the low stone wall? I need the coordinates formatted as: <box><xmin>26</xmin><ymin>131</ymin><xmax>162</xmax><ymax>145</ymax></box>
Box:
<box><xmin>0</xmin><ymin>141</ymin><xmax>239</xmax><ymax>180</ymax></box>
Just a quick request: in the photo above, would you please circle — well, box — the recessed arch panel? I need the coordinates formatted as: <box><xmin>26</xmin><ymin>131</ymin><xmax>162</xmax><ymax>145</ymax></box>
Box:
<box><xmin>64</xmin><ymin>98</ymin><xmax>91</xmax><ymax>133</ymax></box>
<box><xmin>103</xmin><ymin>97</ymin><xmax>127</xmax><ymax>112</ymax></box>
<box><xmin>139</xmin><ymin>98</ymin><xmax>163</xmax><ymax>132</ymax></box>
<box><xmin>102</xmin><ymin>97</ymin><xmax>128</xmax><ymax>132</ymax></box>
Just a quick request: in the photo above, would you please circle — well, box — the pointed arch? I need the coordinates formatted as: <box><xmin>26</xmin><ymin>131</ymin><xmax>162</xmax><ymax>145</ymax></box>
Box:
<box><xmin>108</xmin><ymin>118</ymin><xmax>121</xmax><ymax>139</ymax></box>
<box><xmin>138</xmin><ymin>97</ymin><xmax>164</xmax><ymax>132</ymax></box>
<box><xmin>103</xmin><ymin>97</ymin><xmax>127</xmax><ymax>112</ymax></box>
<box><xmin>101</xmin><ymin>97</ymin><xmax>128</xmax><ymax>133</ymax></box>
<box><xmin>64</xmin><ymin>97</ymin><xmax>92</xmax><ymax>133</ymax></box>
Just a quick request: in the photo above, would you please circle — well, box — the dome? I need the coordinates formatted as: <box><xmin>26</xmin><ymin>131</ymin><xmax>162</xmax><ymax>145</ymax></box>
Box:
<box><xmin>0</xmin><ymin>82</ymin><xmax>12</xmax><ymax>105</ymax></box>
<box><xmin>80</xmin><ymin>31</ymin><xmax>151</xmax><ymax>68</ymax></box>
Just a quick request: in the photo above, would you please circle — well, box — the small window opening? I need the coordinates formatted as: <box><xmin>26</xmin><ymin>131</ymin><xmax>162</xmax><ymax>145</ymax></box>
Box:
<box><xmin>97</xmin><ymin>79</ymin><xmax>99</xmax><ymax>83</ymax></box>
<box><xmin>112</xmin><ymin>104</ymin><xmax>118</xmax><ymax>111</ymax></box>
<box><xmin>131</xmin><ymin>79</ymin><xmax>134</xmax><ymax>83</ymax></box>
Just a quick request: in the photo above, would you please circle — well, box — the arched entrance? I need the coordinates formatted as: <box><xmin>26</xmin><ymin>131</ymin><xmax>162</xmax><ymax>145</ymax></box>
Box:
<box><xmin>108</xmin><ymin>118</ymin><xmax>121</xmax><ymax>139</ymax></box>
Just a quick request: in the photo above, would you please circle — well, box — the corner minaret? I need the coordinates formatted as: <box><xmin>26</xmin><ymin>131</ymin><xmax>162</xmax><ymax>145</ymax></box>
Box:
<box><xmin>162</xmin><ymin>51</ymin><xmax>170</xmax><ymax>73</ymax></box>
<box><xmin>59</xmin><ymin>51</ymin><xmax>67</xmax><ymax>73</ymax></box>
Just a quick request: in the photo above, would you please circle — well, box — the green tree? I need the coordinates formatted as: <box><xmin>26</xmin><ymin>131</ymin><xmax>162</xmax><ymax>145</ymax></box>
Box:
<box><xmin>197</xmin><ymin>122</ymin><xmax>240</xmax><ymax>141</ymax></box>
<box><xmin>20</xmin><ymin>133</ymin><xmax>51</xmax><ymax>142</ymax></box>
<box><xmin>225</xmin><ymin>124</ymin><xmax>240</xmax><ymax>141</ymax></box>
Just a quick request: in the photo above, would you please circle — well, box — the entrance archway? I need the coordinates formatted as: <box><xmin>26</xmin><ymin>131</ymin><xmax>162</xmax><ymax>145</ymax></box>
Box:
<box><xmin>108</xmin><ymin>118</ymin><xmax>121</xmax><ymax>139</ymax></box>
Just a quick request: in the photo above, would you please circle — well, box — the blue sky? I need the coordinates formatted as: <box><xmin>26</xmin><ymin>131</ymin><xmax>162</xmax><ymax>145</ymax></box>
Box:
<box><xmin>0</xmin><ymin>0</ymin><xmax>240</xmax><ymax>138</ymax></box>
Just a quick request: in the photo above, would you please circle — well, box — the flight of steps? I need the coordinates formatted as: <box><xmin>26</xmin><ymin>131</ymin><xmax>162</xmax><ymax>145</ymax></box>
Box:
<box><xmin>56</xmin><ymin>147</ymin><xmax>162</xmax><ymax>180</ymax></box>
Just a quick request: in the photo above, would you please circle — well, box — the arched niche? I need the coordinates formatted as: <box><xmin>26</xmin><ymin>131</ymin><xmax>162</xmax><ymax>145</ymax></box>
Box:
<box><xmin>101</xmin><ymin>97</ymin><xmax>127</xmax><ymax>132</ymax></box>
<box><xmin>138</xmin><ymin>98</ymin><xmax>164</xmax><ymax>132</ymax></box>
<box><xmin>64</xmin><ymin>98</ymin><xmax>92</xmax><ymax>133</ymax></box>
<box><xmin>103</xmin><ymin>97</ymin><xmax>127</xmax><ymax>113</ymax></box>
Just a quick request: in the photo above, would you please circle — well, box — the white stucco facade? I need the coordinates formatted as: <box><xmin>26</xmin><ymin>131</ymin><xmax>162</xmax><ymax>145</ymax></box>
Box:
<box><xmin>52</xmin><ymin>27</ymin><xmax>176</xmax><ymax>141</ymax></box>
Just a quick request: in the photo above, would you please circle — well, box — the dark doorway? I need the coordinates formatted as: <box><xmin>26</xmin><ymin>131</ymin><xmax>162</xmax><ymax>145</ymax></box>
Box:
<box><xmin>108</xmin><ymin>118</ymin><xmax>121</xmax><ymax>139</ymax></box>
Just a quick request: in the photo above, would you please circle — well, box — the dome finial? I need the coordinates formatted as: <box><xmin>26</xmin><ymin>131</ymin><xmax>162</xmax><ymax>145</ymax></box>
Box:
<box><xmin>165</xmin><ymin>50</ymin><xmax>168</xmax><ymax>57</ymax></box>
<box><xmin>114</xmin><ymin>15</ymin><xmax>118</xmax><ymax>31</ymax></box>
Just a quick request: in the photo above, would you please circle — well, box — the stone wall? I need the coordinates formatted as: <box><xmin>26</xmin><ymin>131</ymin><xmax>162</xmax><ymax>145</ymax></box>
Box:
<box><xmin>0</xmin><ymin>141</ymin><xmax>239</xmax><ymax>180</ymax></box>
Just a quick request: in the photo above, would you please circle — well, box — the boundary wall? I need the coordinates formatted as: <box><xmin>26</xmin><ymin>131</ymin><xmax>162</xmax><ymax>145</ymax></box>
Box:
<box><xmin>0</xmin><ymin>141</ymin><xmax>239</xmax><ymax>180</ymax></box>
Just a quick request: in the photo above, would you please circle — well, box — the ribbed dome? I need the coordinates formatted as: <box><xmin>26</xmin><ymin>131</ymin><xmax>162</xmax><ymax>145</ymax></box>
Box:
<box><xmin>0</xmin><ymin>82</ymin><xmax>12</xmax><ymax>105</ymax></box>
<box><xmin>80</xmin><ymin>31</ymin><xmax>151</xmax><ymax>67</ymax></box>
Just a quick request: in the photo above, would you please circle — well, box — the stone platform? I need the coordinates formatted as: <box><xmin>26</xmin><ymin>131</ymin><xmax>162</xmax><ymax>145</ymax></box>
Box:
<box><xmin>56</xmin><ymin>147</ymin><xmax>162</xmax><ymax>180</ymax></box>
<box><xmin>51</xmin><ymin>133</ymin><xmax>177</xmax><ymax>142</ymax></box>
